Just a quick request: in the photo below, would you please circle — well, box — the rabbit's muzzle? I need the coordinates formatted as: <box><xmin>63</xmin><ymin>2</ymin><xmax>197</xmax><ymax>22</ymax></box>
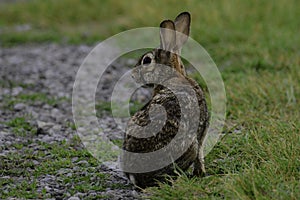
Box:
<box><xmin>132</xmin><ymin>63</ymin><xmax>178</xmax><ymax>88</ymax></box>
<box><xmin>131</xmin><ymin>64</ymin><xmax>157</xmax><ymax>87</ymax></box>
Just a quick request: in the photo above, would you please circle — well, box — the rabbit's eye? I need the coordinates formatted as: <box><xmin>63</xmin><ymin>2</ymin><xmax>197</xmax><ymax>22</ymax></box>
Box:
<box><xmin>142</xmin><ymin>56</ymin><xmax>152</xmax><ymax>65</ymax></box>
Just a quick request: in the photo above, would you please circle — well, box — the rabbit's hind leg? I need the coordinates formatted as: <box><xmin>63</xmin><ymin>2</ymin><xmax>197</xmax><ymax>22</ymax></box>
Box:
<box><xmin>192</xmin><ymin>145</ymin><xmax>206</xmax><ymax>177</ymax></box>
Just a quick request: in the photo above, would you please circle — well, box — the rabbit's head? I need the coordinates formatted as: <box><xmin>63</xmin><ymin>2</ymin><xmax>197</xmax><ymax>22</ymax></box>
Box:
<box><xmin>132</xmin><ymin>12</ymin><xmax>191</xmax><ymax>86</ymax></box>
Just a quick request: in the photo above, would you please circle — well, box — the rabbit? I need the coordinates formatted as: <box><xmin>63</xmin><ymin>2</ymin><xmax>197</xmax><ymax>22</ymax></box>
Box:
<box><xmin>122</xmin><ymin>12</ymin><xmax>209</xmax><ymax>188</ymax></box>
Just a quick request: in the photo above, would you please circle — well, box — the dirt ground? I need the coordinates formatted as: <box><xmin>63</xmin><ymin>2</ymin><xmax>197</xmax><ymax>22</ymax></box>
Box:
<box><xmin>0</xmin><ymin>44</ymin><xmax>142</xmax><ymax>199</ymax></box>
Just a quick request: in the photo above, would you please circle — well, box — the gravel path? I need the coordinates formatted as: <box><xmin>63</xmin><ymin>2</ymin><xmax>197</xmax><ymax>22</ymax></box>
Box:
<box><xmin>0</xmin><ymin>44</ymin><xmax>143</xmax><ymax>199</ymax></box>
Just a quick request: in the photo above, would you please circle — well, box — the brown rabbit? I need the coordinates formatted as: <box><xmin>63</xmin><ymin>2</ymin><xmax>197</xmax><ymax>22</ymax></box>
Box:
<box><xmin>122</xmin><ymin>12</ymin><xmax>209</xmax><ymax>188</ymax></box>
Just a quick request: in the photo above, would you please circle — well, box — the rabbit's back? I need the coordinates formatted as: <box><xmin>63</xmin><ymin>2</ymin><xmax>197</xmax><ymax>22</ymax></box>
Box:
<box><xmin>123</xmin><ymin>78</ymin><xmax>208</xmax><ymax>187</ymax></box>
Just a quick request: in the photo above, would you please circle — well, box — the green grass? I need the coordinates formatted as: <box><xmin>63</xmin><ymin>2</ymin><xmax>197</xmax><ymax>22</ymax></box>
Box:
<box><xmin>111</xmin><ymin>139</ymin><xmax>123</xmax><ymax>148</ymax></box>
<box><xmin>66</xmin><ymin>121</ymin><xmax>77</xmax><ymax>130</ymax></box>
<box><xmin>1</xmin><ymin>0</ymin><xmax>299</xmax><ymax>51</ymax></box>
<box><xmin>146</xmin><ymin>119</ymin><xmax>299</xmax><ymax>199</ymax></box>
<box><xmin>5</xmin><ymin>117</ymin><xmax>37</xmax><ymax>137</ymax></box>
<box><xmin>2</xmin><ymin>92</ymin><xmax>68</xmax><ymax>109</ymax></box>
<box><xmin>16</xmin><ymin>93</ymin><xmax>67</xmax><ymax>106</ymax></box>
<box><xmin>0</xmin><ymin>138</ymin><xmax>119</xmax><ymax>199</ymax></box>
<box><xmin>95</xmin><ymin>101</ymin><xmax>112</xmax><ymax>117</ymax></box>
<box><xmin>0</xmin><ymin>0</ymin><xmax>299</xmax><ymax>199</ymax></box>
<box><xmin>0</xmin><ymin>80</ymin><xmax>34</xmax><ymax>89</ymax></box>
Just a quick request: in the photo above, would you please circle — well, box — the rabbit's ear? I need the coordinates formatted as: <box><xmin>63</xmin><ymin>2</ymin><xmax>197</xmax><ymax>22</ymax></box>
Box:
<box><xmin>160</xmin><ymin>20</ymin><xmax>176</xmax><ymax>51</ymax></box>
<box><xmin>174</xmin><ymin>12</ymin><xmax>190</xmax><ymax>51</ymax></box>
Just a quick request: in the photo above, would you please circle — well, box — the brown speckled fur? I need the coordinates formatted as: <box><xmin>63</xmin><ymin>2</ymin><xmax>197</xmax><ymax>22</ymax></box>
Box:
<box><xmin>123</xmin><ymin>12</ymin><xmax>209</xmax><ymax>188</ymax></box>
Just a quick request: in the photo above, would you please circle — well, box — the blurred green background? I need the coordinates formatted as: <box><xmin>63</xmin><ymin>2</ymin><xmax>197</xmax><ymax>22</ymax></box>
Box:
<box><xmin>0</xmin><ymin>0</ymin><xmax>299</xmax><ymax>71</ymax></box>
<box><xmin>1</xmin><ymin>0</ymin><xmax>299</xmax><ymax>199</ymax></box>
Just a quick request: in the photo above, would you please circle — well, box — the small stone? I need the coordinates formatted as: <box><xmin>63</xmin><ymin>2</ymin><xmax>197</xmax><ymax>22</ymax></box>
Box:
<box><xmin>45</xmin><ymin>185</ymin><xmax>52</xmax><ymax>192</ymax></box>
<box><xmin>88</xmin><ymin>192</ymin><xmax>97</xmax><ymax>198</ymax></box>
<box><xmin>49</xmin><ymin>125</ymin><xmax>61</xmax><ymax>132</ymax></box>
<box><xmin>43</xmin><ymin>104</ymin><xmax>52</xmax><ymax>109</ymax></box>
<box><xmin>71</xmin><ymin>157</ymin><xmax>79</xmax><ymax>162</ymax></box>
<box><xmin>53</xmin><ymin>188</ymin><xmax>65</xmax><ymax>196</ymax></box>
<box><xmin>12</xmin><ymin>87</ymin><xmax>23</xmax><ymax>96</ymax></box>
<box><xmin>131</xmin><ymin>190</ymin><xmax>140</xmax><ymax>198</ymax></box>
<box><xmin>51</xmin><ymin>108</ymin><xmax>63</xmax><ymax>120</ymax></box>
<box><xmin>77</xmin><ymin>160</ymin><xmax>89</xmax><ymax>166</ymax></box>
<box><xmin>32</xmin><ymin>160</ymin><xmax>40</xmax><ymax>165</ymax></box>
<box><xmin>68</xmin><ymin>197</ymin><xmax>80</xmax><ymax>200</ymax></box>
<box><xmin>0</xmin><ymin>131</ymin><xmax>10</xmax><ymax>137</ymax></box>
<box><xmin>74</xmin><ymin>192</ymin><xmax>85</xmax><ymax>198</ymax></box>
<box><xmin>57</xmin><ymin>168</ymin><xmax>70</xmax><ymax>175</ymax></box>
<box><xmin>41</xmin><ymin>175</ymin><xmax>54</xmax><ymax>183</ymax></box>
<box><xmin>103</xmin><ymin>161</ymin><xmax>119</xmax><ymax>171</ymax></box>
<box><xmin>51</xmin><ymin>108</ymin><xmax>61</xmax><ymax>117</ymax></box>
<box><xmin>14</xmin><ymin>103</ymin><xmax>26</xmax><ymax>111</ymax></box>
<box><xmin>1</xmin><ymin>176</ymin><xmax>11</xmax><ymax>179</ymax></box>
<box><xmin>41</xmin><ymin>135</ymin><xmax>53</xmax><ymax>142</ymax></box>
<box><xmin>37</xmin><ymin>121</ymin><xmax>55</xmax><ymax>135</ymax></box>
<box><xmin>2</xmin><ymin>89</ymin><xmax>10</xmax><ymax>95</ymax></box>
<box><xmin>65</xmin><ymin>192</ymin><xmax>71</xmax><ymax>197</ymax></box>
<box><xmin>234</xmin><ymin>129</ymin><xmax>242</xmax><ymax>134</ymax></box>
<box><xmin>28</xmin><ymin>110</ymin><xmax>39</xmax><ymax>118</ymax></box>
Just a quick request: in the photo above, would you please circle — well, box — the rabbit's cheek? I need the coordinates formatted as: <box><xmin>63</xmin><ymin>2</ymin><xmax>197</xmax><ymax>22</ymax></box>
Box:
<box><xmin>133</xmin><ymin>66</ymin><xmax>153</xmax><ymax>83</ymax></box>
<box><xmin>131</xmin><ymin>68</ymin><xmax>148</xmax><ymax>85</ymax></box>
<box><xmin>131</xmin><ymin>68</ymin><xmax>142</xmax><ymax>83</ymax></box>
<box><xmin>140</xmin><ymin>64</ymin><xmax>155</xmax><ymax>73</ymax></box>
<box><xmin>131</xmin><ymin>69</ymin><xmax>138</xmax><ymax>79</ymax></box>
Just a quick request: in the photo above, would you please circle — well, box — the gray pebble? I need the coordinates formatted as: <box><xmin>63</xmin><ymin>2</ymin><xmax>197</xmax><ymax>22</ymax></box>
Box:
<box><xmin>74</xmin><ymin>192</ymin><xmax>85</xmax><ymax>198</ymax></box>
<box><xmin>45</xmin><ymin>186</ymin><xmax>52</xmax><ymax>192</ymax></box>
<box><xmin>32</xmin><ymin>160</ymin><xmax>40</xmax><ymax>165</ymax></box>
<box><xmin>14</xmin><ymin>103</ymin><xmax>26</xmax><ymax>111</ymax></box>
<box><xmin>11</xmin><ymin>86</ymin><xmax>23</xmax><ymax>96</ymax></box>
<box><xmin>68</xmin><ymin>197</ymin><xmax>80</xmax><ymax>200</ymax></box>
<box><xmin>77</xmin><ymin>160</ymin><xmax>89</xmax><ymax>166</ymax></box>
